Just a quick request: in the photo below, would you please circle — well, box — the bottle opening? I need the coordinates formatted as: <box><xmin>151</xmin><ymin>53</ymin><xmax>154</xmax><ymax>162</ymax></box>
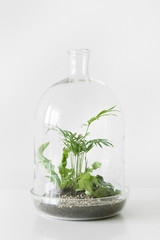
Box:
<box><xmin>68</xmin><ymin>49</ymin><xmax>90</xmax><ymax>82</ymax></box>
<box><xmin>68</xmin><ymin>49</ymin><xmax>90</xmax><ymax>55</ymax></box>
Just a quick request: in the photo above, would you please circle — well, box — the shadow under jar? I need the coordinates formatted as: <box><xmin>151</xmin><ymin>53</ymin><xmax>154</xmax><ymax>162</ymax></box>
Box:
<box><xmin>31</xmin><ymin>49</ymin><xmax>128</xmax><ymax>220</ymax></box>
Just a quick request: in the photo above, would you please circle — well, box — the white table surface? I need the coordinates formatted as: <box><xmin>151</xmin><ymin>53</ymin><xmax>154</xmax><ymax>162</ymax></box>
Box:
<box><xmin>0</xmin><ymin>188</ymin><xmax>160</xmax><ymax>240</ymax></box>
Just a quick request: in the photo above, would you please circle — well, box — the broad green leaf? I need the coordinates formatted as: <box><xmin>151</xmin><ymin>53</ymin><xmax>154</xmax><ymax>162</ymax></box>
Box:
<box><xmin>59</xmin><ymin>147</ymin><xmax>70</xmax><ymax>180</ymax></box>
<box><xmin>60</xmin><ymin>169</ymin><xmax>75</xmax><ymax>189</ymax></box>
<box><xmin>94</xmin><ymin>186</ymin><xmax>121</xmax><ymax>197</ymax></box>
<box><xmin>77</xmin><ymin>179</ymin><xmax>93</xmax><ymax>196</ymax></box>
<box><xmin>113</xmin><ymin>189</ymin><xmax>121</xmax><ymax>195</ymax></box>
<box><xmin>60</xmin><ymin>179</ymin><xmax>70</xmax><ymax>188</ymax></box>
<box><xmin>84</xmin><ymin>184</ymin><xmax>93</xmax><ymax>196</ymax></box>
<box><xmin>90</xmin><ymin>175</ymin><xmax>100</xmax><ymax>186</ymax></box>
<box><xmin>96</xmin><ymin>175</ymin><xmax>113</xmax><ymax>187</ymax></box>
<box><xmin>37</xmin><ymin>142</ymin><xmax>60</xmax><ymax>187</ymax></box>
<box><xmin>96</xmin><ymin>175</ymin><xmax>106</xmax><ymax>186</ymax></box>
<box><xmin>93</xmin><ymin>186</ymin><xmax>110</xmax><ymax>198</ymax></box>
<box><xmin>86</xmin><ymin>162</ymin><xmax>102</xmax><ymax>173</ymax></box>
<box><xmin>37</xmin><ymin>142</ymin><xmax>50</xmax><ymax>162</ymax></box>
<box><xmin>61</xmin><ymin>148</ymin><xmax>69</xmax><ymax>168</ymax></box>
<box><xmin>74</xmin><ymin>172</ymin><xmax>93</xmax><ymax>195</ymax></box>
<box><xmin>92</xmin><ymin>161</ymin><xmax>102</xmax><ymax>170</ymax></box>
<box><xmin>76</xmin><ymin>172</ymin><xmax>91</xmax><ymax>182</ymax></box>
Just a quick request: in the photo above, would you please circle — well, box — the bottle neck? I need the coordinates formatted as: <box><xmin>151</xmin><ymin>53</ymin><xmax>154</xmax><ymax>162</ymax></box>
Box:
<box><xmin>68</xmin><ymin>49</ymin><xmax>90</xmax><ymax>82</ymax></box>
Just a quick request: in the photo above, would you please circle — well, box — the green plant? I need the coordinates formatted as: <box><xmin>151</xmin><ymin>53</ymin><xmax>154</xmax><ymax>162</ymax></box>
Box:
<box><xmin>37</xmin><ymin>106</ymin><xmax>121</xmax><ymax>198</ymax></box>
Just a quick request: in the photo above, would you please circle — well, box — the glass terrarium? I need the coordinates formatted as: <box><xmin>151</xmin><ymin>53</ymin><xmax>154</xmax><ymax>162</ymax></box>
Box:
<box><xmin>31</xmin><ymin>49</ymin><xmax>128</xmax><ymax>220</ymax></box>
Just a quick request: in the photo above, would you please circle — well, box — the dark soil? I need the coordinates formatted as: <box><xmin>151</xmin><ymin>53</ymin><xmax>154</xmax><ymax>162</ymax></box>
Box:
<box><xmin>34</xmin><ymin>196</ymin><xmax>126</xmax><ymax>220</ymax></box>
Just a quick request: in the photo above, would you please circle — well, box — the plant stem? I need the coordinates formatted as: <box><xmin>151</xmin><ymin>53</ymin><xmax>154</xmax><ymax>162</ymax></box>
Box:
<box><xmin>70</xmin><ymin>153</ymin><xmax>76</xmax><ymax>178</ymax></box>
<box><xmin>85</xmin><ymin>154</ymin><xmax>87</xmax><ymax>171</ymax></box>
<box><xmin>84</xmin><ymin>124</ymin><xmax>89</xmax><ymax>138</ymax></box>
<box><xmin>76</xmin><ymin>155</ymin><xmax>79</xmax><ymax>177</ymax></box>
<box><xmin>79</xmin><ymin>155</ymin><xmax>82</xmax><ymax>174</ymax></box>
<box><xmin>79</xmin><ymin>152</ymin><xmax>84</xmax><ymax>174</ymax></box>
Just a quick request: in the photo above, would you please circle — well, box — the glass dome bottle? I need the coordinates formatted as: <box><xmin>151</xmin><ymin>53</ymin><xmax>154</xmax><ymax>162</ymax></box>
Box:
<box><xmin>31</xmin><ymin>49</ymin><xmax>128</xmax><ymax>220</ymax></box>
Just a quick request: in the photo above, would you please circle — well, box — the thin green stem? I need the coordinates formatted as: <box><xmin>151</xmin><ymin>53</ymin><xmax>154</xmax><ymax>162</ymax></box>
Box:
<box><xmin>84</xmin><ymin>124</ymin><xmax>90</xmax><ymax>138</ymax></box>
<box><xmin>82</xmin><ymin>123</ymin><xmax>90</xmax><ymax>144</ymax></box>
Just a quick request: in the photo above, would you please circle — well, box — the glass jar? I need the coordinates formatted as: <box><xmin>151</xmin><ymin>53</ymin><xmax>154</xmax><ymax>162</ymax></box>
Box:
<box><xmin>31</xmin><ymin>49</ymin><xmax>128</xmax><ymax>220</ymax></box>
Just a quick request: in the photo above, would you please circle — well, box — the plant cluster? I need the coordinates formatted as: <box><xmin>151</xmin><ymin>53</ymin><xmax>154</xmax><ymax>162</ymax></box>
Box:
<box><xmin>37</xmin><ymin>106</ymin><xmax>121</xmax><ymax>198</ymax></box>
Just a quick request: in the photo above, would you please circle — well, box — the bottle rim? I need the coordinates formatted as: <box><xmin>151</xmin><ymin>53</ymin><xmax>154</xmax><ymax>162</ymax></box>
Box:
<box><xmin>68</xmin><ymin>49</ymin><xmax>90</xmax><ymax>55</ymax></box>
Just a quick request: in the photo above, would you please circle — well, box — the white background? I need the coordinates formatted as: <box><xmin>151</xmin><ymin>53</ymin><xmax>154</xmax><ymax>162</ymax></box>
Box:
<box><xmin>0</xmin><ymin>0</ymin><xmax>160</xmax><ymax>189</ymax></box>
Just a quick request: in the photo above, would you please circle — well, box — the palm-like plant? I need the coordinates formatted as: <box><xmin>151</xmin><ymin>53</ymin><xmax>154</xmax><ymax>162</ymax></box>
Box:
<box><xmin>37</xmin><ymin>106</ymin><xmax>121</xmax><ymax>198</ymax></box>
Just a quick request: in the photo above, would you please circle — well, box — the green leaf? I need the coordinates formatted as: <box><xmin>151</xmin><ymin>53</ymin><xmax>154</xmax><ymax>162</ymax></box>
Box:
<box><xmin>60</xmin><ymin>169</ymin><xmax>75</xmax><ymax>189</ymax></box>
<box><xmin>86</xmin><ymin>139</ymin><xmax>113</xmax><ymax>152</ymax></box>
<box><xmin>87</xmin><ymin>117</ymin><xmax>97</xmax><ymax>126</ymax></box>
<box><xmin>86</xmin><ymin>106</ymin><xmax>119</xmax><ymax>128</ymax></box>
<box><xmin>96</xmin><ymin>106</ymin><xmax>118</xmax><ymax>118</ymax></box>
<box><xmin>113</xmin><ymin>189</ymin><xmax>121</xmax><ymax>195</ymax></box>
<box><xmin>46</xmin><ymin>127</ymin><xmax>55</xmax><ymax>134</ymax></box>
<box><xmin>61</xmin><ymin>148</ymin><xmax>69</xmax><ymax>168</ymax></box>
<box><xmin>79</xmin><ymin>172</ymin><xmax>91</xmax><ymax>181</ymax></box>
<box><xmin>95</xmin><ymin>175</ymin><xmax>121</xmax><ymax>197</ymax></box>
<box><xmin>77</xmin><ymin>134</ymin><xmax>83</xmax><ymax>139</ymax></box>
<box><xmin>37</xmin><ymin>142</ymin><xmax>50</xmax><ymax>162</ymax></box>
<box><xmin>90</xmin><ymin>175</ymin><xmax>100</xmax><ymax>186</ymax></box>
<box><xmin>96</xmin><ymin>175</ymin><xmax>115</xmax><ymax>188</ymax></box>
<box><xmin>74</xmin><ymin>172</ymin><xmax>93</xmax><ymax>195</ymax></box>
<box><xmin>37</xmin><ymin>142</ymin><xmax>60</xmax><ymax>187</ymax></box>
<box><xmin>75</xmin><ymin>172</ymin><xmax>102</xmax><ymax>196</ymax></box>
<box><xmin>84</xmin><ymin>184</ymin><xmax>93</xmax><ymax>196</ymax></box>
<box><xmin>96</xmin><ymin>175</ymin><xmax>107</xmax><ymax>187</ymax></box>
<box><xmin>86</xmin><ymin>162</ymin><xmax>101</xmax><ymax>173</ymax></box>
<box><xmin>59</xmin><ymin>147</ymin><xmax>71</xmax><ymax>180</ymax></box>
<box><xmin>94</xmin><ymin>186</ymin><xmax>121</xmax><ymax>198</ymax></box>
<box><xmin>93</xmin><ymin>185</ymin><xmax>120</xmax><ymax>198</ymax></box>
<box><xmin>92</xmin><ymin>161</ymin><xmax>102</xmax><ymax>170</ymax></box>
<box><xmin>81</xmin><ymin>123</ymin><xmax>87</xmax><ymax>127</ymax></box>
<box><xmin>60</xmin><ymin>178</ymin><xmax>70</xmax><ymax>189</ymax></box>
<box><xmin>78</xmin><ymin>180</ymin><xmax>93</xmax><ymax>195</ymax></box>
<box><xmin>58</xmin><ymin>147</ymin><xmax>75</xmax><ymax>189</ymax></box>
<box><xmin>93</xmin><ymin>186</ymin><xmax>110</xmax><ymax>198</ymax></box>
